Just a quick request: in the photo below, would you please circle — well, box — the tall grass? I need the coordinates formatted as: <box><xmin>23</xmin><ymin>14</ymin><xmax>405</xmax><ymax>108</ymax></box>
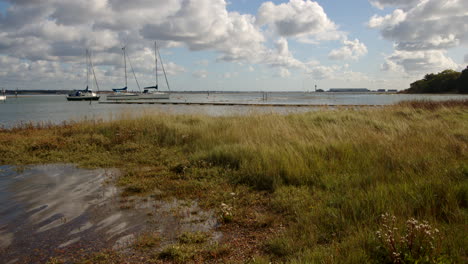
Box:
<box><xmin>0</xmin><ymin>101</ymin><xmax>467</xmax><ymax>263</ymax></box>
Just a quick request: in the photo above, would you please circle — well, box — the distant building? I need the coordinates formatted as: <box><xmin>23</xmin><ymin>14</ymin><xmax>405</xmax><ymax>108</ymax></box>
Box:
<box><xmin>387</xmin><ymin>89</ymin><xmax>398</xmax><ymax>92</ymax></box>
<box><xmin>377</xmin><ymin>89</ymin><xmax>386</xmax><ymax>92</ymax></box>
<box><xmin>328</xmin><ymin>88</ymin><xmax>369</xmax><ymax>92</ymax></box>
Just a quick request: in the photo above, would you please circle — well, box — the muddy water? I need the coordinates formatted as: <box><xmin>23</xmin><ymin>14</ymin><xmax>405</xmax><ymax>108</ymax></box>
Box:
<box><xmin>0</xmin><ymin>164</ymin><xmax>219</xmax><ymax>263</ymax></box>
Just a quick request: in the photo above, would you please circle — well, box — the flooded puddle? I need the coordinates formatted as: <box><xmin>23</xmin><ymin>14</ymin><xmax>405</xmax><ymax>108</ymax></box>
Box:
<box><xmin>0</xmin><ymin>164</ymin><xmax>219</xmax><ymax>263</ymax></box>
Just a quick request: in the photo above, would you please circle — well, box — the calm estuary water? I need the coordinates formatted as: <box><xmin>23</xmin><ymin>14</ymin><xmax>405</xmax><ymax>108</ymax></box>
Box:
<box><xmin>0</xmin><ymin>92</ymin><xmax>467</xmax><ymax>128</ymax></box>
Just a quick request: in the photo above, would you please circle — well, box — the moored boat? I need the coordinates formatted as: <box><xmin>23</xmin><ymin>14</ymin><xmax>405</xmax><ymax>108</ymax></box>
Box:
<box><xmin>67</xmin><ymin>87</ymin><xmax>100</xmax><ymax>101</ymax></box>
<box><xmin>137</xmin><ymin>41</ymin><xmax>170</xmax><ymax>100</ymax></box>
<box><xmin>67</xmin><ymin>50</ymin><xmax>100</xmax><ymax>101</ymax></box>
<box><xmin>107</xmin><ymin>47</ymin><xmax>139</xmax><ymax>100</ymax></box>
<box><xmin>107</xmin><ymin>42</ymin><xmax>170</xmax><ymax>100</ymax></box>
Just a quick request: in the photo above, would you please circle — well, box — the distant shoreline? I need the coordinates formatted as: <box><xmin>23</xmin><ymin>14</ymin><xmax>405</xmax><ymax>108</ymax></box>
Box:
<box><xmin>4</xmin><ymin>90</ymin><xmax>468</xmax><ymax>97</ymax></box>
<box><xmin>1</xmin><ymin>90</ymin><xmax>405</xmax><ymax>95</ymax></box>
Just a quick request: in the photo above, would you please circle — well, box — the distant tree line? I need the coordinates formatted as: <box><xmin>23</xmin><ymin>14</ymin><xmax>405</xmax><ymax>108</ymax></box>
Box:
<box><xmin>403</xmin><ymin>66</ymin><xmax>468</xmax><ymax>94</ymax></box>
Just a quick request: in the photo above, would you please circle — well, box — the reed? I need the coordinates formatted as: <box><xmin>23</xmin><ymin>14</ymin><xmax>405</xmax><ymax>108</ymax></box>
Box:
<box><xmin>1</xmin><ymin>101</ymin><xmax>467</xmax><ymax>263</ymax></box>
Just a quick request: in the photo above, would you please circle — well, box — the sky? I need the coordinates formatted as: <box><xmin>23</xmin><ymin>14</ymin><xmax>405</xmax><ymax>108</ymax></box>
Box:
<box><xmin>0</xmin><ymin>0</ymin><xmax>467</xmax><ymax>91</ymax></box>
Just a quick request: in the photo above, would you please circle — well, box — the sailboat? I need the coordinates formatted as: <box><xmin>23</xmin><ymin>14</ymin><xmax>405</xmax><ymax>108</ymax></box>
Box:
<box><xmin>67</xmin><ymin>49</ymin><xmax>100</xmax><ymax>101</ymax></box>
<box><xmin>107</xmin><ymin>42</ymin><xmax>170</xmax><ymax>100</ymax></box>
<box><xmin>138</xmin><ymin>41</ymin><xmax>170</xmax><ymax>99</ymax></box>
<box><xmin>106</xmin><ymin>47</ymin><xmax>139</xmax><ymax>100</ymax></box>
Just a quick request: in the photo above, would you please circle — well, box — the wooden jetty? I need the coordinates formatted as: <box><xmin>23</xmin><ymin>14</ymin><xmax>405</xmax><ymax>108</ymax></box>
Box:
<box><xmin>99</xmin><ymin>101</ymin><xmax>381</xmax><ymax>107</ymax></box>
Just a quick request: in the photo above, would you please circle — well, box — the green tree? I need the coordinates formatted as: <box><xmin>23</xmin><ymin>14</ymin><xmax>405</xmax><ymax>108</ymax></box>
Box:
<box><xmin>456</xmin><ymin>66</ymin><xmax>468</xmax><ymax>94</ymax></box>
<box><xmin>406</xmin><ymin>69</ymin><xmax>461</xmax><ymax>93</ymax></box>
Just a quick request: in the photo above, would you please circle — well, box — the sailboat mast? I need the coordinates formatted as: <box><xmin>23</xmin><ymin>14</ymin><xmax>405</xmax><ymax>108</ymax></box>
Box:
<box><xmin>90</xmin><ymin>50</ymin><xmax>94</xmax><ymax>91</ymax></box>
<box><xmin>156</xmin><ymin>42</ymin><xmax>171</xmax><ymax>91</ymax></box>
<box><xmin>89</xmin><ymin>50</ymin><xmax>100</xmax><ymax>92</ymax></box>
<box><xmin>154</xmin><ymin>41</ymin><xmax>158</xmax><ymax>88</ymax></box>
<box><xmin>123</xmin><ymin>47</ymin><xmax>127</xmax><ymax>88</ymax></box>
<box><xmin>86</xmin><ymin>49</ymin><xmax>89</xmax><ymax>89</ymax></box>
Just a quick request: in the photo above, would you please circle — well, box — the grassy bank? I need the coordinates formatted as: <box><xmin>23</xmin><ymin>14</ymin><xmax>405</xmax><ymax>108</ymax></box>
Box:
<box><xmin>1</xmin><ymin>101</ymin><xmax>467</xmax><ymax>263</ymax></box>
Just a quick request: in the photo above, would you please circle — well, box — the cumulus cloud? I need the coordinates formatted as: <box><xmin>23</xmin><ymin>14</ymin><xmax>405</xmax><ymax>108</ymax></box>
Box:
<box><xmin>368</xmin><ymin>0</ymin><xmax>467</xmax><ymax>74</ymax></box>
<box><xmin>277</xmin><ymin>68</ymin><xmax>291</xmax><ymax>78</ymax></box>
<box><xmin>140</xmin><ymin>0</ymin><xmax>271</xmax><ymax>67</ymax></box>
<box><xmin>368</xmin><ymin>9</ymin><xmax>406</xmax><ymax>28</ymax></box>
<box><xmin>0</xmin><ymin>0</ymin><xmax>358</xmax><ymax>89</ymax></box>
<box><xmin>328</xmin><ymin>39</ymin><xmax>368</xmax><ymax>60</ymax></box>
<box><xmin>0</xmin><ymin>55</ymin><xmax>81</xmax><ymax>83</ymax></box>
<box><xmin>381</xmin><ymin>50</ymin><xmax>460</xmax><ymax>75</ymax></box>
<box><xmin>257</xmin><ymin>0</ymin><xmax>343</xmax><ymax>41</ymax></box>
<box><xmin>369</xmin><ymin>0</ymin><xmax>468</xmax><ymax>51</ymax></box>
<box><xmin>369</xmin><ymin>0</ymin><xmax>422</xmax><ymax>10</ymax></box>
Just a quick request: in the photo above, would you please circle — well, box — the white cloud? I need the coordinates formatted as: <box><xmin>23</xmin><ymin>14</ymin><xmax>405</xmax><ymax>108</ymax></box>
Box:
<box><xmin>328</xmin><ymin>39</ymin><xmax>368</xmax><ymax>61</ymax></box>
<box><xmin>277</xmin><ymin>68</ymin><xmax>291</xmax><ymax>78</ymax></box>
<box><xmin>341</xmin><ymin>70</ymin><xmax>371</xmax><ymax>82</ymax></box>
<box><xmin>257</xmin><ymin>0</ymin><xmax>343</xmax><ymax>41</ymax></box>
<box><xmin>382</xmin><ymin>50</ymin><xmax>461</xmax><ymax>75</ymax></box>
<box><xmin>368</xmin><ymin>9</ymin><xmax>406</xmax><ymax>28</ymax></box>
<box><xmin>193</xmin><ymin>70</ymin><xmax>208</xmax><ymax>79</ymax></box>
<box><xmin>381</xmin><ymin>59</ymin><xmax>403</xmax><ymax>73</ymax></box>
<box><xmin>0</xmin><ymin>0</ymin><xmax>370</xmax><ymax>90</ymax></box>
<box><xmin>1</xmin><ymin>0</ymin><xmax>261</xmax><ymax>86</ymax></box>
<box><xmin>140</xmin><ymin>0</ymin><xmax>266</xmax><ymax>64</ymax></box>
<box><xmin>369</xmin><ymin>0</ymin><xmax>422</xmax><ymax>10</ymax></box>
<box><xmin>163</xmin><ymin>62</ymin><xmax>186</xmax><ymax>76</ymax></box>
<box><xmin>0</xmin><ymin>55</ymin><xmax>80</xmax><ymax>83</ymax></box>
<box><xmin>368</xmin><ymin>0</ymin><xmax>468</xmax><ymax>74</ymax></box>
<box><xmin>308</xmin><ymin>64</ymin><xmax>371</xmax><ymax>84</ymax></box>
<box><xmin>275</xmin><ymin>37</ymin><xmax>290</xmax><ymax>57</ymax></box>
<box><xmin>309</xmin><ymin>65</ymin><xmax>335</xmax><ymax>80</ymax></box>
<box><xmin>257</xmin><ymin>37</ymin><xmax>306</xmax><ymax>70</ymax></box>
<box><xmin>369</xmin><ymin>0</ymin><xmax>468</xmax><ymax>51</ymax></box>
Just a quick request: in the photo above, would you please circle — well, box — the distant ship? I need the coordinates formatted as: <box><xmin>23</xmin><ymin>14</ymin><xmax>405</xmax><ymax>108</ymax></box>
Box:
<box><xmin>67</xmin><ymin>50</ymin><xmax>100</xmax><ymax>101</ymax></box>
<box><xmin>0</xmin><ymin>89</ymin><xmax>6</xmax><ymax>101</ymax></box>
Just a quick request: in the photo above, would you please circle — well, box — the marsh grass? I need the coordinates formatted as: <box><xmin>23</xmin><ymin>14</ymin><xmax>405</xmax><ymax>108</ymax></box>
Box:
<box><xmin>133</xmin><ymin>232</ymin><xmax>161</xmax><ymax>250</ymax></box>
<box><xmin>158</xmin><ymin>233</ymin><xmax>228</xmax><ymax>263</ymax></box>
<box><xmin>2</xmin><ymin>101</ymin><xmax>467</xmax><ymax>263</ymax></box>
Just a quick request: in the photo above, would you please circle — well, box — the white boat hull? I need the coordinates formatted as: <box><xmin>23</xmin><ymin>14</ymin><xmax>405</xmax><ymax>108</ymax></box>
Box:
<box><xmin>0</xmin><ymin>95</ymin><xmax>6</xmax><ymax>101</ymax></box>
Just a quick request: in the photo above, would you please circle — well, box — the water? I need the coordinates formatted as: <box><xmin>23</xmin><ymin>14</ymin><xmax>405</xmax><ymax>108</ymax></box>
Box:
<box><xmin>0</xmin><ymin>93</ymin><xmax>466</xmax><ymax>128</ymax></box>
<box><xmin>0</xmin><ymin>164</ymin><xmax>218</xmax><ymax>263</ymax></box>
